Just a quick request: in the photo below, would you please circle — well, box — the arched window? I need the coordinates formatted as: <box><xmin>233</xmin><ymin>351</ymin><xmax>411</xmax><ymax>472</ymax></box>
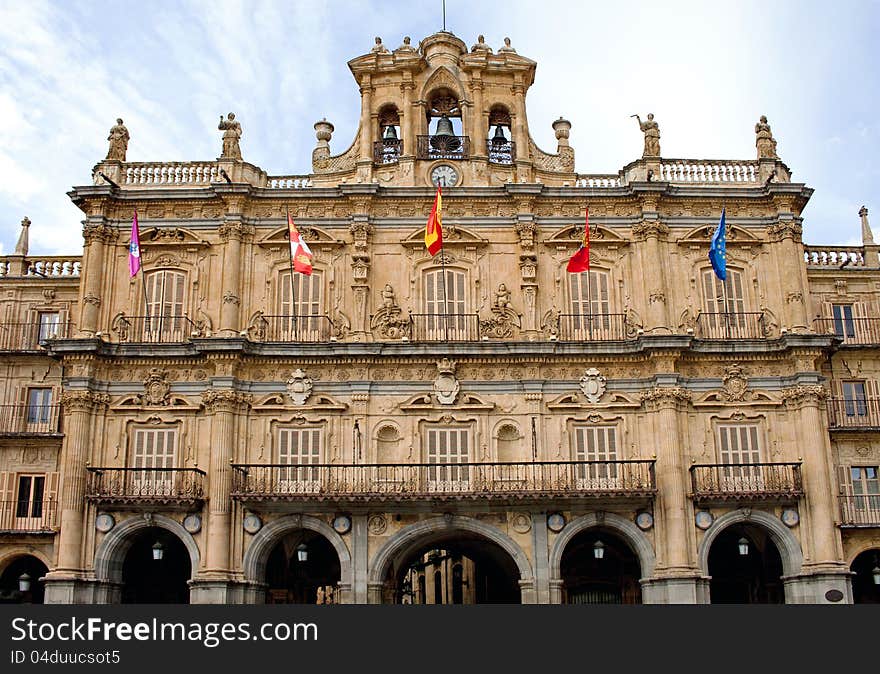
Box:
<box><xmin>375</xmin><ymin>105</ymin><xmax>401</xmax><ymax>164</ymax></box>
<box><xmin>143</xmin><ymin>269</ymin><xmax>188</xmax><ymax>341</ymax></box>
<box><xmin>487</xmin><ymin>105</ymin><xmax>514</xmax><ymax>164</ymax></box>
<box><xmin>420</xmin><ymin>89</ymin><xmax>467</xmax><ymax>160</ymax></box>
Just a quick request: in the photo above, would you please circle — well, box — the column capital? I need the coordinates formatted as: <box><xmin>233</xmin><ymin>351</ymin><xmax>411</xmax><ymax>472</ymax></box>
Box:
<box><xmin>61</xmin><ymin>390</ymin><xmax>110</xmax><ymax>413</ymax></box>
<box><xmin>781</xmin><ymin>385</ymin><xmax>828</xmax><ymax>408</ymax></box>
<box><xmin>201</xmin><ymin>389</ymin><xmax>252</xmax><ymax>414</ymax></box>
<box><xmin>640</xmin><ymin>387</ymin><xmax>691</xmax><ymax>410</ymax></box>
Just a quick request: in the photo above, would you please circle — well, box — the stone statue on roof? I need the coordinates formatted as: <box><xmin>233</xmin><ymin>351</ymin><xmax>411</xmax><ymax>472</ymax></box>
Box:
<box><xmin>632</xmin><ymin>113</ymin><xmax>660</xmax><ymax>157</ymax></box>
<box><xmin>755</xmin><ymin>115</ymin><xmax>778</xmax><ymax>159</ymax></box>
<box><xmin>218</xmin><ymin>112</ymin><xmax>242</xmax><ymax>160</ymax></box>
<box><xmin>106</xmin><ymin>118</ymin><xmax>129</xmax><ymax>161</ymax></box>
<box><xmin>395</xmin><ymin>36</ymin><xmax>417</xmax><ymax>53</ymax></box>
<box><xmin>498</xmin><ymin>36</ymin><xmax>516</xmax><ymax>53</ymax></box>
<box><xmin>371</xmin><ymin>36</ymin><xmax>389</xmax><ymax>53</ymax></box>
<box><xmin>471</xmin><ymin>35</ymin><xmax>492</xmax><ymax>53</ymax></box>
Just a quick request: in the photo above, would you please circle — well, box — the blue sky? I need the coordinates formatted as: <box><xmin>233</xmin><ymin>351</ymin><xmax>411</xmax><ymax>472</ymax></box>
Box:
<box><xmin>1</xmin><ymin>0</ymin><xmax>878</xmax><ymax>254</ymax></box>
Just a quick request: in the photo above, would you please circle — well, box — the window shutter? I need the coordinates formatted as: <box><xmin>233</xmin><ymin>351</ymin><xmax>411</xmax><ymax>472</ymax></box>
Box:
<box><xmin>0</xmin><ymin>471</ymin><xmax>15</xmax><ymax>503</ymax></box>
<box><xmin>838</xmin><ymin>465</ymin><xmax>854</xmax><ymax>495</ymax></box>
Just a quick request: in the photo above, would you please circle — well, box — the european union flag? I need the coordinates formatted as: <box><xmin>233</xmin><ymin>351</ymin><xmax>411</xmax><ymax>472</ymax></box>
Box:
<box><xmin>709</xmin><ymin>208</ymin><xmax>727</xmax><ymax>281</ymax></box>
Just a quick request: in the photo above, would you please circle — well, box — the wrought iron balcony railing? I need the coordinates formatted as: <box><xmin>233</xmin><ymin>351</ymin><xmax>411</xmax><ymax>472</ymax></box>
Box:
<box><xmin>416</xmin><ymin>135</ymin><xmax>470</xmax><ymax>160</ymax></box>
<box><xmin>690</xmin><ymin>463</ymin><xmax>803</xmax><ymax>500</ymax></box>
<box><xmin>0</xmin><ymin>321</ymin><xmax>72</xmax><ymax>350</ymax></box>
<box><xmin>0</xmin><ymin>499</ymin><xmax>57</xmax><ymax>532</ymax></box>
<box><xmin>556</xmin><ymin>313</ymin><xmax>632</xmax><ymax>341</ymax></box>
<box><xmin>827</xmin><ymin>398</ymin><xmax>880</xmax><ymax>428</ymax></box>
<box><xmin>85</xmin><ymin>467</ymin><xmax>206</xmax><ymax>504</ymax></box>
<box><xmin>231</xmin><ymin>460</ymin><xmax>656</xmax><ymax>501</ymax></box>
<box><xmin>0</xmin><ymin>404</ymin><xmax>61</xmax><ymax>435</ymax></box>
<box><xmin>839</xmin><ymin>495</ymin><xmax>880</xmax><ymax>527</ymax></box>
<box><xmin>694</xmin><ymin>312</ymin><xmax>766</xmax><ymax>340</ymax></box>
<box><xmin>814</xmin><ymin>317</ymin><xmax>880</xmax><ymax>345</ymax></box>
<box><xmin>373</xmin><ymin>139</ymin><xmax>402</xmax><ymax>164</ymax></box>
<box><xmin>252</xmin><ymin>314</ymin><xmax>335</xmax><ymax>342</ymax></box>
<box><xmin>112</xmin><ymin>315</ymin><xmax>200</xmax><ymax>343</ymax></box>
<box><xmin>409</xmin><ymin>313</ymin><xmax>481</xmax><ymax>342</ymax></box>
<box><xmin>486</xmin><ymin>139</ymin><xmax>515</xmax><ymax>164</ymax></box>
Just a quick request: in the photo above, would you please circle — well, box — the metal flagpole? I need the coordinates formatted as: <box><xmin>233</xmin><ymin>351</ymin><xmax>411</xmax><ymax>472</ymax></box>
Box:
<box><xmin>287</xmin><ymin>205</ymin><xmax>298</xmax><ymax>341</ymax></box>
<box><xmin>439</xmin><ymin>240</ymin><xmax>450</xmax><ymax>342</ymax></box>
<box><xmin>442</xmin><ymin>0</ymin><xmax>446</xmax><ymax>31</ymax></box>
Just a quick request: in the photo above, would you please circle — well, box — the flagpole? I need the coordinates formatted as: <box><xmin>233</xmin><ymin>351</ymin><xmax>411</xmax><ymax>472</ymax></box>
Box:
<box><xmin>721</xmin><ymin>206</ymin><xmax>730</xmax><ymax>339</ymax></box>
<box><xmin>439</xmin><ymin>239</ymin><xmax>450</xmax><ymax>342</ymax></box>
<box><xmin>287</xmin><ymin>205</ymin><xmax>298</xmax><ymax>341</ymax></box>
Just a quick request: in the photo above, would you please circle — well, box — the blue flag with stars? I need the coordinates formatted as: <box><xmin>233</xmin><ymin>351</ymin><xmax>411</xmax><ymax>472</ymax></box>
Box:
<box><xmin>709</xmin><ymin>208</ymin><xmax>727</xmax><ymax>281</ymax></box>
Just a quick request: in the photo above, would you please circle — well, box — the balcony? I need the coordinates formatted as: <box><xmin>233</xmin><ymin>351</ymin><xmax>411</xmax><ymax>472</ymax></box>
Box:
<box><xmin>0</xmin><ymin>321</ymin><xmax>71</xmax><ymax>351</ymax></box>
<box><xmin>0</xmin><ymin>500</ymin><xmax>56</xmax><ymax>533</ymax></box>
<box><xmin>694</xmin><ymin>312</ymin><xmax>767</xmax><ymax>340</ymax></box>
<box><xmin>252</xmin><ymin>314</ymin><xmax>335</xmax><ymax>343</ymax></box>
<box><xmin>827</xmin><ymin>398</ymin><xmax>880</xmax><ymax>429</ymax></box>
<box><xmin>486</xmin><ymin>138</ymin><xmax>515</xmax><ymax>165</ymax></box>
<box><xmin>0</xmin><ymin>405</ymin><xmax>61</xmax><ymax>435</ymax></box>
<box><xmin>410</xmin><ymin>313</ymin><xmax>480</xmax><ymax>342</ymax></box>
<box><xmin>373</xmin><ymin>139</ymin><xmax>402</xmax><ymax>164</ymax></box>
<box><xmin>690</xmin><ymin>463</ymin><xmax>803</xmax><ymax>502</ymax></box>
<box><xmin>556</xmin><ymin>313</ymin><xmax>632</xmax><ymax>342</ymax></box>
<box><xmin>85</xmin><ymin>467</ymin><xmax>206</xmax><ymax>506</ymax></box>
<box><xmin>231</xmin><ymin>460</ymin><xmax>656</xmax><ymax>503</ymax></box>
<box><xmin>112</xmin><ymin>315</ymin><xmax>200</xmax><ymax>343</ymax></box>
<box><xmin>416</xmin><ymin>135</ymin><xmax>470</xmax><ymax>161</ymax></box>
<box><xmin>814</xmin><ymin>317</ymin><xmax>880</xmax><ymax>346</ymax></box>
<box><xmin>839</xmin><ymin>495</ymin><xmax>880</xmax><ymax>527</ymax></box>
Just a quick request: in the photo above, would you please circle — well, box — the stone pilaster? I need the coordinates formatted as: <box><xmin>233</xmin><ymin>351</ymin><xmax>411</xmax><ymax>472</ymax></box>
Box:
<box><xmin>632</xmin><ymin>216</ymin><xmax>670</xmax><ymax>333</ymax></box>
<box><xmin>515</xmin><ymin>219</ymin><xmax>539</xmax><ymax>338</ymax></box>
<box><xmin>79</xmin><ymin>213</ymin><xmax>117</xmax><ymax>337</ymax></box>
<box><xmin>350</xmin><ymin>218</ymin><xmax>373</xmax><ymax>340</ymax></box>
<box><xmin>768</xmin><ymin>212</ymin><xmax>809</xmax><ymax>331</ymax></box>
<box><xmin>218</xmin><ymin>217</ymin><xmax>251</xmax><ymax>337</ymax></box>
<box><xmin>357</xmin><ymin>76</ymin><xmax>374</xmax><ymax>182</ymax></box>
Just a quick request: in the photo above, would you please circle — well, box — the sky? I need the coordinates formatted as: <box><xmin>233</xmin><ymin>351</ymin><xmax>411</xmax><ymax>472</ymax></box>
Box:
<box><xmin>0</xmin><ymin>0</ymin><xmax>878</xmax><ymax>255</ymax></box>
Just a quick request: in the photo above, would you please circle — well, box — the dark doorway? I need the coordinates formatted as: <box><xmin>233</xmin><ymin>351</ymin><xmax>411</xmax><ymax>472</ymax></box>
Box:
<box><xmin>560</xmin><ymin>529</ymin><xmax>642</xmax><ymax>604</ymax></box>
<box><xmin>0</xmin><ymin>555</ymin><xmax>48</xmax><ymax>604</ymax></box>
<box><xmin>708</xmin><ymin>525</ymin><xmax>784</xmax><ymax>603</ymax></box>
<box><xmin>392</xmin><ymin>535</ymin><xmax>521</xmax><ymax>604</ymax></box>
<box><xmin>265</xmin><ymin>530</ymin><xmax>341</xmax><ymax>604</ymax></box>
<box><xmin>121</xmin><ymin>527</ymin><xmax>191</xmax><ymax>603</ymax></box>
<box><xmin>851</xmin><ymin>549</ymin><xmax>880</xmax><ymax>604</ymax></box>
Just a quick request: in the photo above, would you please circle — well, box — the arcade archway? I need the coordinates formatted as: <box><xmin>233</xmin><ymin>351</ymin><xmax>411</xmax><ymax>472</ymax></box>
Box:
<box><xmin>850</xmin><ymin>548</ymin><xmax>880</xmax><ymax>604</ymax></box>
<box><xmin>264</xmin><ymin>530</ymin><xmax>341</xmax><ymax>604</ymax></box>
<box><xmin>707</xmin><ymin>524</ymin><xmax>784</xmax><ymax>603</ymax></box>
<box><xmin>121</xmin><ymin>527</ymin><xmax>192</xmax><ymax>603</ymax></box>
<box><xmin>0</xmin><ymin>554</ymin><xmax>48</xmax><ymax>604</ymax></box>
<box><xmin>560</xmin><ymin>529</ymin><xmax>642</xmax><ymax>603</ymax></box>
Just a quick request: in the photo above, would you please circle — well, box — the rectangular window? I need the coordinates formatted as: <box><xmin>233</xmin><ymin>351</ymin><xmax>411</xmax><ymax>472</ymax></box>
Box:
<box><xmin>423</xmin><ymin>269</ymin><xmax>468</xmax><ymax>340</ymax></box>
<box><xmin>851</xmin><ymin>466</ymin><xmax>880</xmax><ymax>511</ymax></box>
<box><xmin>37</xmin><ymin>312</ymin><xmax>62</xmax><ymax>341</ymax></box>
<box><xmin>278</xmin><ymin>428</ymin><xmax>322</xmax><ymax>492</ymax></box>
<box><xmin>718</xmin><ymin>424</ymin><xmax>763</xmax><ymax>489</ymax></box>
<box><xmin>568</xmin><ymin>271</ymin><xmax>613</xmax><ymax>339</ymax></box>
<box><xmin>702</xmin><ymin>269</ymin><xmax>747</xmax><ymax>335</ymax></box>
<box><xmin>131</xmin><ymin>428</ymin><xmax>176</xmax><ymax>495</ymax></box>
<box><xmin>832</xmin><ymin>304</ymin><xmax>856</xmax><ymax>339</ymax></box>
<box><xmin>842</xmin><ymin>380</ymin><xmax>868</xmax><ymax>417</ymax></box>
<box><xmin>26</xmin><ymin>388</ymin><xmax>53</xmax><ymax>426</ymax></box>
<box><xmin>144</xmin><ymin>270</ymin><xmax>187</xmax><ymax>341</ymax></box>
<box><xmin>425</xmin><ymin>426</ymin><xmax>470</xmax><ymax>490</ymax></box>
<box><xmin>15</xmin><ymin>475</ymin><xmax>45</xmax><ymax>520</ymax></box>
<box><xmin>572</xmin><ymin>425</ymin><xmax>619</xmax><ymax>486</ymax></box>
<box><xmin>279</xmin><ymin>271</ymin><xmax>323</xmax><ymax>341</ymax></box>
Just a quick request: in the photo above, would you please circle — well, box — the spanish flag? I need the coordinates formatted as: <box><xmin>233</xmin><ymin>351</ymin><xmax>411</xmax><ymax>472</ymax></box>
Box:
<box><xmin>566</xmin><ymin>206</ymin><xmax>591</xmax><ymax>273</ymax></box>
<box><xmin>287</xmin><ymin>207</ymin><xmax>313</xmax><ymax>275</ymax></box>
<box><xmin>425</xmin><ymin>187</ymin><xmax>443</xmax><ymax>256</ymax></box>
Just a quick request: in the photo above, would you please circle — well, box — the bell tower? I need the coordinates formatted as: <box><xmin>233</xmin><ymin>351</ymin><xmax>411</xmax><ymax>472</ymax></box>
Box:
<box><xmin>309</xmin><ymin>32</ymin><xmax>577</xmax><ymax>188</ymax></box>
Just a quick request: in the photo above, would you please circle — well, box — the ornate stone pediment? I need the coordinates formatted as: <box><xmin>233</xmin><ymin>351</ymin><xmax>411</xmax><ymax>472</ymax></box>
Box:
<box><xmin>403</xmin><ymin>224</ymin><xmax>488</xmax><ymax>249</ymax></box>
<box><xmin>544</xmin><ymin>223</ymin><xmax>626</xmax><ymax>244</ymax></box>
<box><xmin>257</xmin><ymin>224</ymin><xmax>344</xmax><ymax>249</ymax></box>
<box><xmin>139</xmin><ymin>226</ymin><xmax>210</xmax><ymax>247</ymax></box>
<box><xmin>678</xmin><ymin>222</ymin><xmax>761</xmax><ymax>243</ymax></box>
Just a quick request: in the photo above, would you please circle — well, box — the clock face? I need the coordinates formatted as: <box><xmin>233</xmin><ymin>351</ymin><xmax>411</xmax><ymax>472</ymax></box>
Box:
<box><xmin>430</xmin><ymin>164</ymin><xmax>459</xmax><ymax>187</ymax></box>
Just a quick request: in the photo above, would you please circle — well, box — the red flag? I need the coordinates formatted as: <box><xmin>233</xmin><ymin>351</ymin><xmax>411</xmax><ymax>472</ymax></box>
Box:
<box><xmin>425</xmin><ymin>187</ymin><xmax>443</xmax><ymax>256</ymax></box>
<box><xmin>288</xmin><ymin>208</ymin><xmax>313</xmax><ymax>275</ymax></box>
<box><xmin>129</xmin><ymin>209</ymin><xmax>141</xmax><ymax>277</ymax></box>
<box><xmin>566</xmin><ymin>207</ymin><xmax>590</xmax><ymax>273</ymax></box>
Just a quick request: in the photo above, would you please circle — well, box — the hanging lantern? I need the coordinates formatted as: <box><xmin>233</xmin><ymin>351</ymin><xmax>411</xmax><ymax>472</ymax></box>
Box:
<box><xmin>152</xmin><ymin>542</ymin><xmax>164</xmax><ymax>561</ymax></box>
<box><xmin>738</xmin><ymin>537</ymin><xmax>750</xmax><ymax>556</ymax></box>
<box><xmin>593</xmin><ymin>540</ymin><xmax>605</xmax><ymax>560</ymax></box>
<box><xmin>296</xmin><ymin>543</ymin><xmax>308</xmax><ymax>562</ymax></box>
<box><xmin>18</xmin><ymin>573</ymin><xmax>31</xmax><ymax>593</ymax></box>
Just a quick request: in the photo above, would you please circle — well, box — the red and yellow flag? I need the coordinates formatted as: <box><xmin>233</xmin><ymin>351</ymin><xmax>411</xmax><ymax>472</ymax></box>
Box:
<box><xmin>425</xmin><ymin>187</ymin><xmax>443</xmax><ymax>256</ymax></box>
<box><xmin>566</xmin><ymin>206</ymin><xmax>590</xmax><ymax>273</ymax></box>
<box><xmin>287</xmin><ymin>208</ymin><xmax>313</xmax><ymax>275</ymax></box>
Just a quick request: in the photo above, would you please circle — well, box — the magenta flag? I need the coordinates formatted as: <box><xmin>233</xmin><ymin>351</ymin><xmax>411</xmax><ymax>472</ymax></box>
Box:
<box><xmin>129</xmin><ymin>209</ymin><xmax>141</xmax><ymax>277</ymax></box>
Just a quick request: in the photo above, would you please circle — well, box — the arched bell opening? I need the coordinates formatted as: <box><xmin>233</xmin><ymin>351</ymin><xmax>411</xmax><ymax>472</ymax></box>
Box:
<box><xmin>264</xmin><ymin>529</ymin><xmax>341</xmax><ymax>604</ymax></box>
<box><xmin>707</xmin><ymin>523</ymin><xmax>784</xmax><ymax>603</ymax></box>
<box><xmin>487</xmin><ymin>105</ymin><xmax>514</xmax><ymax>164</ymax></box>
<box><xmin>121</xmin><ymin>527</ymin><xmax>192</xmax><ymax>604</ymax></box>
<box><xmin>850</xmin><ymin>548</ymin><xmax>880</xmax><ymax>604</ymax></box>
<box><xmin>375</xmin><ymin>104</ymin><xmax>401</xmax><ymax>164</ymax></box>
<box><xmin>0</xmin><ymin>555</ymin><xmax>48</xmax><ymax>604</ymax></box>
<box><xmin>386</xmin><ymin>532</ymin><xmax>521</xmax><ymax>604</ymax></box>
<box><xmin>559</xmin><ymin>528</ymin><xmax>643</xmax><ymax>604</ymax></box>
<box><xmin>420</xmin><ymin>89</ymin><xmax>467</xmax><ymax>160</ymax></box>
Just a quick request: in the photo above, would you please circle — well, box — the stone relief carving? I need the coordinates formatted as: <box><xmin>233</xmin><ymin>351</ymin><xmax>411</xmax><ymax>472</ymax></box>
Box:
<box><xmin>579</xmin><ymin>368</ymin><xmax>607</xmax><ymax>404</ymax></box>
<box><xmin>433</xmin><ymin>358</ymin><xmax>460</xmax><ymax>405</ymax></box>
<box><xmin>721</xmin><ymin>364</ymin><xmax>750</xmax><ymax>402</ymax></box>
<box><xmin>287</xmin><ymin>369</ymin><xmax>314</xmax><ymax>406</ymax></box>
<box><xmin>140</xmin><ymin>368</ymin><xmax>171</xmax><ymax>406</ymax></box>
<box><xmin>370</xmin><ymin>284</ymin><xmax>411</xmax><ymax>340</ymax></box>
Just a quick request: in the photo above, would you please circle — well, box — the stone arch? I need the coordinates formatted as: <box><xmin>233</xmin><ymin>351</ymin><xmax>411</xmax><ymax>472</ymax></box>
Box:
<box><xmin>368</xmin><ymin>515</ymin><xmax>533</xmax><ymax>587</ymax></box>
<box><xmin>242</xmin><ymin>514</ymin><xmax>352</xmax><ymax>588</ymax></box>
<box><xmin>0</xmin><ymin>547</ymin><xmax>52</xmax><ymax>576</ymax></box>
<box><xmin>845</xmin><ymin>541</ymin><xmax>880</xmax><ymax>566</ymax></box>
<box><xmin>697</xmin><ymin>509</ymin><xmax>803</xmax><ymax>577</ymax></box>
<box><xmin>93</xmin><ymin>514</ymin><xmax>199</xmax><ymax>584</ymax></box>
<box><xmin>549</xmin><ymin>512</ymin><xmax>656</xmax><ymax>581</ymax></box>
<box><xmin>420</xmin><ymin>67</ymin><xmax>463</xmax><ymax>108</ymax></box>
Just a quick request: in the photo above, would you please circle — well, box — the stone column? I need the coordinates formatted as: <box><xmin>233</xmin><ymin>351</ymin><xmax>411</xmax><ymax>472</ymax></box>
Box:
<box><xmin>79</xmin><ymin>217</ymin><xmax>117</xmax><ymax>337</ymax></box>
<box><xmin>351</xmin><ymin>514</ymin><xmax>369</xmax><ymax>603</ymax></box>
<box><xmin>511</xmin><ymin>76</ymin><xmax>531</xmax><ymax>180</ymax></box>
<box><xmin>470</xmin><ymin>75</ymin><xmax>486</xmax><ymax>157</ymax></box>
<box><xmin>357</xmin><ymin>75</ymin><xmax>373</xmax><ymax>182</ymax></box>
<box><xmin>44</xmin><ymin>390</ymin><xmax>108</xmax><ymax>603</ymax></box>
<box><xmin>632</xmin><ymin>217</ymin><xmax>670</xmax><ymax>333</ymax></box>
<box><xmin>768</xmin><ymin>210</ymin><xmax>809</xmax><ymax>332</ymax></box>
<box><xmin>218</xmin><ymin>219</ymin><xmax>249</xmax><ymax>336</ymax></box>
<box><xmin>398</xmin><ymin>77</ymin><xmax>416</xmax><ymax>185</ymax></box>
<box><xmin>530</xmin><ymin>512</ymin><xmax>551</xmax><ymax>603</ymax></box>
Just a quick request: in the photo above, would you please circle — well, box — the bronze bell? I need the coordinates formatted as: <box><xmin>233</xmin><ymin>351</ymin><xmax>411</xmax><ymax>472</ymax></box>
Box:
<box><xmin>431</xmin><ymin>114</ymin><xmax>460</xmax><ymax>151</ymax></box>
<box><xmin>383</xmin><ymin>124</ymin><xmax>398</xmax><ymax>141</ymax></box>
<box><xmin>491</xmin><ymin>124</ymin><xmax>506</xmax><ymax>145</ymax></box>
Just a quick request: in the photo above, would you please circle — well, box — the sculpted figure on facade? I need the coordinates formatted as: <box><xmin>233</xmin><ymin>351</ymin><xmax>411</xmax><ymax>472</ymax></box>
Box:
<box><xmin>371</xmin><ymin>284</ymin><xmax>411</xmax><ymax>340</ymax></box>
<box><xmin>498</xmin><ymin>37</ymin><xmax>516</xmax><ymax>53</ymax></box>
<box><xmin>471</xmin><ymin>35</ymin><xmax>492</xmax><ymax>54</ymax></box>
<box><xmin>395</xmin><ymin>36</ymin><xmax>416</xmax><ymax>53</ymax></box>
<box><xmin>218</xmin><ymin>112</ymin><xmax>242</xmax><ymax>159</ymax></box>
<box><xmin>632</xmin><ymin>113</ymin><xmax>660</xmax><ymax>157</ymax></box>
<box><xmin>106</xmin><ymin>118</ymin><xmax>129</xmax><ymax>161</ymax></box>
<box><xmin>371</xmin><ymin>36</ymin><xmax>389</xmax><ymax>53</ymax></box>
<box><xmin>494</xmin><ymin>283</ymin><xmax>511</xmax><ymax>309</ymax></box>
<box><xmin>755</xmin><ymin>115</ymin><xmax>778</xmax><ymax>159</ymax></box>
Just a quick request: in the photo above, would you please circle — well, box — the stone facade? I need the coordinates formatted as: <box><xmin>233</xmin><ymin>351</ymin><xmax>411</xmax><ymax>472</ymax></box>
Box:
<box><xmin>0</xmin><ymin>31</ymin><xmax>877</xmax><ymax>605</ymax></box>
